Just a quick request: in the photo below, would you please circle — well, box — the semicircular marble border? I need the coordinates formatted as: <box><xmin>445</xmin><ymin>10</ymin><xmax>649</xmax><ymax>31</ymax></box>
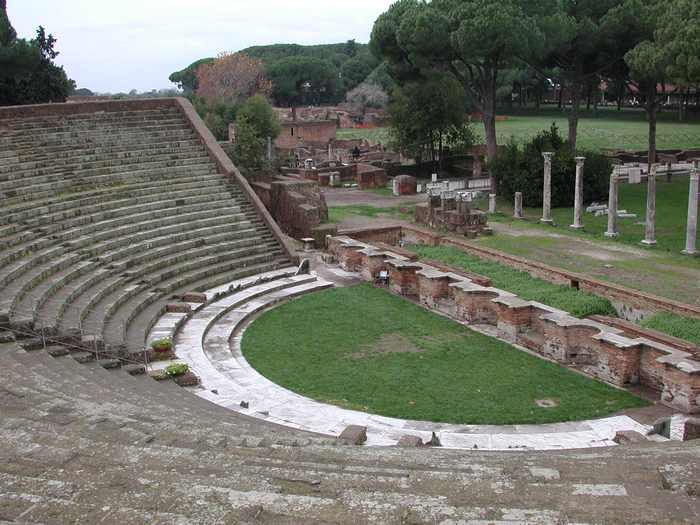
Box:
<box><xmin>174</xmin><ymin>276</ymin><xmax>658</xmax><ymax>450</ymax></box>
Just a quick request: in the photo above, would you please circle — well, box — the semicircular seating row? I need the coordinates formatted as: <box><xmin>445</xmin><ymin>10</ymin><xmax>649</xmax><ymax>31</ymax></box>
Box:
<box><xmin>146</xmin><ymin>266</ymin><xmax>656</xmax><ymax>449</ymax></box>
<box><xmin>0</xmin><ymin>104</ymin><xmax>290</xmax><ymax>359</ymax></box>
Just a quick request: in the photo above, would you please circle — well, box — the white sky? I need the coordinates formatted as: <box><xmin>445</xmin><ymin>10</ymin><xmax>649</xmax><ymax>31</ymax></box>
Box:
<box><xmin>8</xmin><ymin>0</ymin><xmax>394</xmax><ymax>93</ymax></box>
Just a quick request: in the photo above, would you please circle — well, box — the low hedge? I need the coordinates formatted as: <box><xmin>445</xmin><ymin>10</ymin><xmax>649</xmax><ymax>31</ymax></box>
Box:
<box><xmin>491</xmin><ymin>124</ymin><xmax>612</xmax><ymax>208</ymax></box>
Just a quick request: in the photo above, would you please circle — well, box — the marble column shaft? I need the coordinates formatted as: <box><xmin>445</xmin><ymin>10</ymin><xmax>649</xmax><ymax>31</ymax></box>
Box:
<box><xmin>541</xmin><ymin>152</ymin><xmax>554</xmax><ymax>224</ymax></box>
<box><xmin>605</xmin><ymin>170</ymin><xmax>619</xmax><ymax>238</ymax></box>
<box><xmin>642</xmin><ymin>164</ymin><xmax>658</xmax><ymax>246</ymax></box>
<box><xmin>683</xmin><ymin>171</ymin><xmax>699</xmax><ymax>255</ymax></box>
<box><xmin>571</xmin><ymin>157</ymin><xmax>585</xmax><ymax>229</ymax></box>
<box><xmin>514</xmin><ymin>192</ymin><xmax>524</xmax><ymax>219</ymax></box>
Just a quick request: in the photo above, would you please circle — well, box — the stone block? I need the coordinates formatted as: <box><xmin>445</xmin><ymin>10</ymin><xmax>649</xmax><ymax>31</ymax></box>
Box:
<box><xmin>337</xmin><ymin>425</ymin><xmax>367</xmax><ymax>445</ymax></box>
<box><xmin>182</xmin><ymin>292</ymin><xmax>207</xmax><ymax>304</ymax></box>
<box><xmin>682</xmin><ymin>418</ymin><xmax>700</xmax><ymax>441</ymax></box>
<box><xmin>652</xmin><ymin>417</ymin><xmax>672</xmax><ymax>438</ymax></box>
<box><xmin>613</xmin><ymin>430</ymin><xmax>648</xmax><ymax>444</ymax></box>
<box><xmin>167</xmin><ymin>303</ymin><xmax>192</xmax><ymax>314</ymax></box>
<box><xmin>397</xmin><ymin>435</ymin><xmax>423</xmax><ymax>447</ymax></box>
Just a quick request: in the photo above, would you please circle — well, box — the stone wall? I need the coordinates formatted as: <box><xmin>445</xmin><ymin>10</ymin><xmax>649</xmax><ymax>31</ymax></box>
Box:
<box><xmin>251</xmin><ymin>176</ymin><xmax>328</xmax><ymax>239</ymax></box>
<box><xmin>326</xmin><ymin>235</ymin><xmax>700</xmax><ymax>415</ymax></box>
<box><xmin>275</xmin><ymin>120</ymin><xmax>338</xmax><ymax>149</ymax></box>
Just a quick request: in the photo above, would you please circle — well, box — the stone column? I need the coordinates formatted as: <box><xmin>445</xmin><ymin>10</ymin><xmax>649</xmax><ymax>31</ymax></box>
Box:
<box><xmin>570</xmin><ymin>156</ymin><xmax>585</xmax><ymax>230</ymax></box>
<box><xmin>488</xmin><ymin>193</ymin><xmax>497</xmax><ymax>214</ymax></box>
<box><xmin>514</xmin><ymin>192</ymin><xmax>524</xmax><ymax>219</ymax></box>
<box><xmin>605</xmin><ymin>170</ymin><xmax>619</xmax><ymax>238</ymax></box>
<box><xmin>682</xmin><ymin>168</ymin><xmax>699</xmax><ymax>256</ymax></box>
<box><xmin>266</xmin><ymin>136</ymin><xmax>273</xmax><ymax>161</ymax></box>
<box><xmin>541</xmin><ymin>152</ymin><xmax>554</xmax><ymax>224</ymax></box>
<box><xmin>641</xmin><ymin>164</ymin><xmax>658</xmax><ymax>246</ymax></box>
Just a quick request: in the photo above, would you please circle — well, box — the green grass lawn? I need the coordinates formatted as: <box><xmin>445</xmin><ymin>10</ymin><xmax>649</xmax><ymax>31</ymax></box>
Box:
<box><xmin>487</xmin><ymin>175</ymin><xmax>697</xmax><ymax>254</ymax></box>
<box><xmin>338</xmin><ymin>108</ymin><xmax>700</xmax><ymax>152</ymax></box>
<box><xmin>328</xmin><ymin>204</ymin><xmax>415</xmax><ymax>223</ymax></box>
<box><xmin>242</xmin><ymin>284</ymin><xmax>646</xmax><ymax>425</ymax></box>
<box><xmin>409</xmin><ymin>245</ymin><xmax>616</xmax><ymax>318</ymax></box>
<box><xmin>641</xmin><ymin>313</ymin><xmax>700</xmax><ymax>347</ymax></box>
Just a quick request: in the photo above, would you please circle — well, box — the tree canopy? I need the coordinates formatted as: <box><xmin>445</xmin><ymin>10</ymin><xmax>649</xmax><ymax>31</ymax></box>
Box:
<box><xmin>266</xmin><ymin>56</ymin><xmax>338</xmax><ymax>106</ymax></box>
<box><xmin>0</xmin><ymin>4</ymin><xmax>74</xmax><ymax>107</ymax></box>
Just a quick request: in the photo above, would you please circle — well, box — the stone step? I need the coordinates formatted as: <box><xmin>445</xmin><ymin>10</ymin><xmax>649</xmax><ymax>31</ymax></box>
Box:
<box><xmin>35</xmin><ymin>220</ymin><xmax>269</xmax><ymax>332</ymax></box>
<box><xmin>0</xmin><ymin>151</ymin><xmax>212</xmax><ymax>187</ymax></box>
<box><xmin>23</xmin><ymin>227</ymin><xmax>275</xmax><ymax>327</ymax></box>
<box><xmin>0</xmin><ymin>172</ymin><xmax>235</xmax><ymax>222</ymax></box>
<box><xmin>0</xmin><ymin>201</ymin><xmax>256</xmax><ymax>276</ymax></box>
<box><xmin>80</xmin><ymin>239</ymin><xmax>282</xmax><ymax>334</ymax></box>
<box><xmin>103</xmin><ymin>251</ymin><xmax>288</xmax><ymax>349</ymax></box>
<box><xmin>125</xmin><ymin>259</ymin><xmax>293</xmax><ymax>352</ymax></box>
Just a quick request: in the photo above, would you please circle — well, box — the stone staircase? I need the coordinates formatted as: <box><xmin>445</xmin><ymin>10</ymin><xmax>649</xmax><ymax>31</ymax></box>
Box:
<box><xmin>0</xmin><ymin>103</ymin><xmax>291</xmax><ymax>359</ymax></box>
<box><xmin>1</xmin><ymin>334</ymin><xmax>699</xmax><ymax>523</ymax></box>
<box><xmin>1</xmin><ymin>101</ymin><xmax>699</xmax><ymax>524</ymax></box>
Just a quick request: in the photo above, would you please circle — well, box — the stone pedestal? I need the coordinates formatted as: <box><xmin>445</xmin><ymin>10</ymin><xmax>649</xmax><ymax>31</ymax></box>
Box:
<box><xmin>641</xmin><ymin>164</ymin><xmax>658</xmax><ymax>246</ymax></box>
<box><xmin>514</xmin><ymin>192</ymin><xmax>524</xmax><ymax>219</ymax></box>
<box><xmin>682</xmin><ymin>171</ymin><xmax>699</xmax><ymax>256</ymax></box>
<box><xmin>541</xmin><ymin>152</ymin><xmax>554</xmax><ymax>224</ymax></box>
<box><xmin>570</xmin><ymin>157</ymin><xmax>585</xmax><ymax>230</ymax></box>
<box><xmin>605</xmin><ymin>171</ymin><xmax>619</xmax><ymax>238</ymax></box>
<box><xmin>488</xmin><ymin>193</ymin><xmax>497</xmax><ymax>214</ymax></box>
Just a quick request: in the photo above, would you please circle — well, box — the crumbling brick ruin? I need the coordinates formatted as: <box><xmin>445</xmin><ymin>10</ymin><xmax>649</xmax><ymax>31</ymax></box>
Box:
<box><xmin>415</xmin><ymin>189</ymin><xmax>491</xmax><ymax>238</ymax></box>
<box><xmin>328</xmin><ymin>236</ymin><xmax>700</xmax><ymax>415</ymax></box>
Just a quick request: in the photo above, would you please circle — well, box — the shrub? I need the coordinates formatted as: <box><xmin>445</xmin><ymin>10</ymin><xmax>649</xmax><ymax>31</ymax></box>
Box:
<box><xmin>491</xmin><ymin>124</ymin><xmax>611</xmax><ymax>208</ymax></box>
<box><xmin>165</xmin><ymin>363</ymin><xmax>190</xmax><ymax>377</ymax></box>
<box><xmin>151</xmin><ymin>338</ymin><xmax>173</xmax><ymax>353</ymax></box>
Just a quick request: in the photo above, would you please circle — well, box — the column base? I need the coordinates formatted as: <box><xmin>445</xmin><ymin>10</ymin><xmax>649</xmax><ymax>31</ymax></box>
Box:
<box><xmin>540</xmin><ymin>218</ymin><xmax>554</xmax><ymax>225</ymax></box>
<box><xmin>681</xmin><ymin>249</ymin><xmax>698</xmax><ymax>256</ymax></box>
<box><xmin>604</xmin><ymin>232</ymin><xmax>619</xmax><ymax>239</ymax></box>
<box><xmin>569</xmin><ymin>224</ymin><xmax>584</xmax><ymax>230</ymax></box>
<box><xmin>514</xmin><ymin>215</ymin><xmax>524</xmax><ymax>220</ymax></box>
<box><xmin>640</xmin><ymin>239</ymin><xmax>657</xmax><ymax>247</ymax></box>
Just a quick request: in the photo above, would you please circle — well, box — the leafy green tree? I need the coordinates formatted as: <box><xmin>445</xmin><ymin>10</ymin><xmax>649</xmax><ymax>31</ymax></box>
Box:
<box><xmin>266</xmin><ymin>56</ymin><xmax>338</xmax><ymax>106</ymax></box>
<box><xmin>232</xmin><ymin>95</ymin><xmax>280</xmax><ymax>171</ymax></box>
<box><xmin>0</xmin><ymin>6</ymin><xmax>74</xmax><ymax>107</ymax></box>
<box><xmin>236</xmin><ymin>94</ymin><xmax>281</xmax><ymax>140</ymax></box>
<box><xmin>0</xmin><ymin>0</ymin><xmax>16</xmax><ymax>45</ymax></box>
<box><xmin>388</xmin><ymin>73</ymin><xmax>473</xmax><ymax>171</ymax></box>
<box><xmin>169</xmin><ymin>57</ymin><xmax>214</xmax><ymax>93</ymax></box>
<box><xmin>371</xmin><ymin>0</ymin><xmax>547</xmax><ymax>189</ymax></box>
<box><xmin>340</xmin><ymin>51</ymin><xmax>379</xmax><ymax>92</ymax></box>
<box><xmin>537</xmin><ymin>0</ymin><xmax>626</xmax><ymax>151</ymax></box>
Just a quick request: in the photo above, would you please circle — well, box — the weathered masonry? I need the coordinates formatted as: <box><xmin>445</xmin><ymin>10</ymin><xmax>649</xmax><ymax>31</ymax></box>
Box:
<box><xmin>328</xmin><ymin>235</ymin><xmax>700</xmax><ymax>414</ymax></box>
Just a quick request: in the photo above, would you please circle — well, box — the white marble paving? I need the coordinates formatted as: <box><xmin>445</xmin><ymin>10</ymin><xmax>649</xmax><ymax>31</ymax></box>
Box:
<box><xmin>156</xmin><ymin>271</ymin><xmax>662</xmax><ymax>450</ymax></box>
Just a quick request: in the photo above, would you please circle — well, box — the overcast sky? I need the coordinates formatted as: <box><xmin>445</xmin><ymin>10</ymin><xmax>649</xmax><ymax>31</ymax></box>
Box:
<box><xmin>8</xmin><ymin>0</ymin><xmax>394</xmax><ymax>93</ymax></box>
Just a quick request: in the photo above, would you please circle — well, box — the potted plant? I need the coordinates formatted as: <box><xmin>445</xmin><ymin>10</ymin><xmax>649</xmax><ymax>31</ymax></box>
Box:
<box><xmin>165</xmin><ymin>362</ymin><xmax>200</xmax><ymax>387</ymax></box>
<box><xmin>150</xmin><ymin>337</ymin><xmax>174</xmax><ymax>360</ymax></box>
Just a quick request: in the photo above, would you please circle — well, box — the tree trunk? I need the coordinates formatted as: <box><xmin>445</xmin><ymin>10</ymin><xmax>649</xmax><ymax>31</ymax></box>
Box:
<box><xmin>567</xmin><ymin>86</ymin><xmax>580</xmax><ymax>153</ymax></box>
<box><xmin>557</xmin><ymin>87</ymin><xmax>564</xmax><ymax>110</ymax></box>
<box><xmin>647</xmin><ymin>97</ymin><xmax>657</xmax><ymax>171</ymax></box>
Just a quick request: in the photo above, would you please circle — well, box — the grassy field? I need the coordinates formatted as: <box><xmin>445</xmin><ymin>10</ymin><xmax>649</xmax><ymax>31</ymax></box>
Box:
<box><xmin>641</xmin><ymin>313</ymin><xmax>700</xmax><ymax>346</ymax></box>
<box><xmin>338</xmin><ymin>108</ymin><xmax>700</xmax><ymax>152</ymax></box>
<box><xmin>242</xmin><ymin>284</ymin><xmax>646</xmax><ymax>425</ymax></box>
<box><xmin>486</xmin><ymin>175</ymin><xmax>696</xmax><ymax>254</ymax></box>
<box><xmin>409</xmin><ymin>245</ymin><xmax>615</xmax><ymax>317</ymax></box>
<box><xmin>328</xmin><ymin>204</ymin><xmax>415</xmax><ymax>223</ymax></box>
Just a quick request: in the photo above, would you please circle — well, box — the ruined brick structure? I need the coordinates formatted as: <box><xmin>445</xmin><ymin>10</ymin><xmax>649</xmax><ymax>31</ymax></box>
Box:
<box><xmin>327</xmin><ymin>236</ymin><xmax>700</xmax><ymax>415</ymax></box>
<box><xmin>251</xmin><ymin>176</ymin><xmax>328</xmax><ymax>239</ymax></box>
<box><xmin>415</xmin><ymin>191</ymin><xmax>491</xmax><ymax>238</ymax></box>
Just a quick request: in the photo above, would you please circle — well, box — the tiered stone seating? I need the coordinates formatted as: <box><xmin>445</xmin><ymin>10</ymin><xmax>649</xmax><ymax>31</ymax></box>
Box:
<box><xmin>1</xmin><ymin>337</ymin><xmax>699</xmax><ymax>523</ymax></box>
<box><xmin>2</xmin><ymin>101</ymin><xmax>699</xmax><ymax>523</ymax></box>
<box><xmin>0</xmin><ymin>100</ymin><xmax>291</xmax><ymax>357</ymax></box>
